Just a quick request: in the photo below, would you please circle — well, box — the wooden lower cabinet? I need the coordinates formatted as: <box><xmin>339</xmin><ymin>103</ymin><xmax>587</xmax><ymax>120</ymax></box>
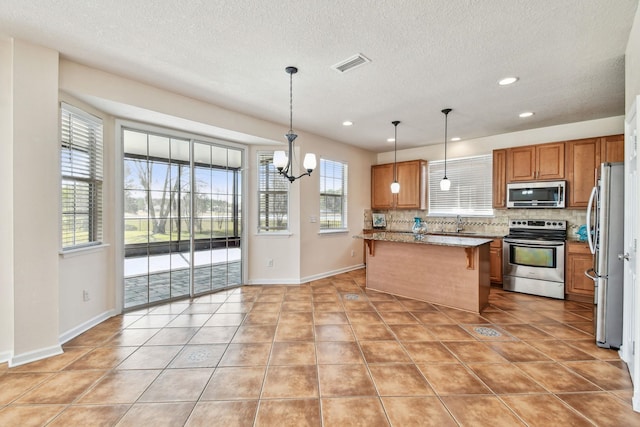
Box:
<box><xmin>565</xmin><ymin>241</ymin><xmax>595</xmax><ymax>302</ymax></box>
<box><xmin>489</xmin><ymin>238</ymin><xmax>503</xmax><ymax>284</ymax></box>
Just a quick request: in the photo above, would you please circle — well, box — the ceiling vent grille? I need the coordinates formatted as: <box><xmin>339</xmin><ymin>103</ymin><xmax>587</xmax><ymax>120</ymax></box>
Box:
<box><xmin>331</xmin><ymin>53</ymin><xmax>371</xmax><ymax>73</ymax></box>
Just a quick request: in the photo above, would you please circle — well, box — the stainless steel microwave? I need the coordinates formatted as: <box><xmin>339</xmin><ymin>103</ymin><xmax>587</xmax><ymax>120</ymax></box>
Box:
<box><xmin>506</xmin><ymin>180</ymin><xmax>566</xmax><ymax>208</ymax></box>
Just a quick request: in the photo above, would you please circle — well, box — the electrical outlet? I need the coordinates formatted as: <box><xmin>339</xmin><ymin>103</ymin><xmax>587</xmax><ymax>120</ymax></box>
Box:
<box><xmin>310</xmin><ymin>216</ymin><xmax>317</xmax><ymax>223</ymax></box>
<box><xmin>266</xmin><ymin>258</ymin><xmax>274</xmax><ymax>267</ymax></box>
<box><xmin>82</xmin><ymin>290</ymin><xmax>90</xmax><ymax>302</ymax></box>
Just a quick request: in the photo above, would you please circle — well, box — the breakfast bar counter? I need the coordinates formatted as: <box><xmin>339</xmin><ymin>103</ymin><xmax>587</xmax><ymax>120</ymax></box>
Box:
<box><xmin>354</xmin><ymin>232</ymin><xmax>492</xmax><ymax>313</ymax></box>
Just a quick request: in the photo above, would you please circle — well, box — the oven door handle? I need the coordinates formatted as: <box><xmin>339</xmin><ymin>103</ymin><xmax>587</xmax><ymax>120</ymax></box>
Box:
<box><xmin>503</xmin><ymin>239</ymin><xmax>565</xmax><ymax>247</ymax></box>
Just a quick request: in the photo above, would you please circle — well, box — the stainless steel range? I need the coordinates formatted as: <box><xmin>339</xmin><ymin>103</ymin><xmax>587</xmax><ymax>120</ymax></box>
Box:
<box><xmin>503</xmin><ymin>219</ymin><xmax>567</xmax><ymax>299</ymax></box>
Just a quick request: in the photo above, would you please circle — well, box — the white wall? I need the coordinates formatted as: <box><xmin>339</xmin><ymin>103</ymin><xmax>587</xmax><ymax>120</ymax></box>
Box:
<box><xmin>5</xmin><ymin>39</ymin><xmax>61</xmax><ymax>365</ymax></box>
<box><xmin>377</xmin><ymin>116</ymin><xmax>624</xmax><ymax>164</ymax></box>
<box><xmin>624</xmin><ymin>3</ymin><xmax>640</xmax><ymax>412</ymax></box>
<box><xmin>0</xmin><ymin>37</ymin><xmax>15</xmax><ymax>362</ymax></box>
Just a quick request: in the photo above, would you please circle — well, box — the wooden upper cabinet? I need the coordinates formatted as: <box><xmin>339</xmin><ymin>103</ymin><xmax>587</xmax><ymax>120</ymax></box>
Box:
<box><xmin>492</xmin><ymin>149</ymin><xmax>507</xmax><ymax>208</ymax></box>
<box><xmin>371</xmin><ymin>160</ymin><xmax>427</xmax><ymax>210</ymax></box>
<box><xmin>536</xmin><ymin>142</ymin><xmax>565</xmax><ymax>180</ymax></box>
<box><xmin>506</xmin><ymin>142</ymin><xmax>565</xmax><ymax>182</ymax></box>
<box><xmin>566</xmin><ymin>138</ymin><xmax>599</xmax><ymax>208</ymax></box>
<box><xmin>601</xmin><ymin>134</ymin><xmax>624</xmax><ymax>162</ymax></box>
<box><xmin>371</xmin><ymin>163</ymin><xmax>395</xmax><ymax>209</ymax></box>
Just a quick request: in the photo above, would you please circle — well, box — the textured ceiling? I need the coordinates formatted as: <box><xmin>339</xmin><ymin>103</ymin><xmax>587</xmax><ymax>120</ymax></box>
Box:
<box><xmin>0</xmin><ymin>0</ymin><xmax>637</xmax><ymax>152</ymax></box>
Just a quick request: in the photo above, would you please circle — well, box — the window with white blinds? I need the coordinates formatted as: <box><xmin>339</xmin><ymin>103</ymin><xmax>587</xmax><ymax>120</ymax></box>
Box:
<box><xmin>428</xmin><ymin>154</ymin><xmax>493</xmax><ymax>216</ymax></box>
<box><xmin>320</xmin><ymin>158</ymin><xmax>348</xmax><ymax>230</ymax></box>
<box><xmin>257</xmin><ymin>152</ymin><xmax>289</xmax><ymax>232</ymax></box>
<box><xmin>60</xmin><ymin>103</ymin><xmax>104</xmax><ymax>249</ymax></box>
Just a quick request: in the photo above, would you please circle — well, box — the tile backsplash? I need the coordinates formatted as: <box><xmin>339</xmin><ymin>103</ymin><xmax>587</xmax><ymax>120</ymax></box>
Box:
<box><xmin>364</xmin><ymin>208</ymin><xmax>587</xmax><ymax>239</ymax></box>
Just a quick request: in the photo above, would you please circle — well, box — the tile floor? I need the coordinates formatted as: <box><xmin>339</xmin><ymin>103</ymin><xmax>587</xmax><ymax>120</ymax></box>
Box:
<box><xmin>1</xmin><ymin>268</ymin><xmax>639</xmax><ymax>426</ymax></box>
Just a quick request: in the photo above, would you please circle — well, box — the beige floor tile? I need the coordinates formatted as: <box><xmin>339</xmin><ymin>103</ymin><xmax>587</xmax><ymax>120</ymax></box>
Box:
<box><xmin>403</xmin><ymin>342</ymin><xmax>459</xmax><ymax>363</ymax></box>
<box><xmin>16</xmin><ymin>370</ymin><xmax>105</xmax><ymax>404</ymax></box>
<box><xmin>201</xmin><ymin>366</ymin><xmax>266</xmax><ymax>400</ymax></box>
<box><xmin>498</xmin><ymin>324</ymin><xmax>552</xmax><ymax>340</ymax></box>
<box><xmin>351</xmin><ymin>323</ymin><xmax>395</xmax><ymax>341</ymax></box>
<box><xmin>144</xmin><ymin>327</ymin><xmax>199</xmax><ymax>345</ymax></box>
<box><xmin>563</xmin><ymin>360</ymin><xmax>634</xmax><ymax>390</ymax></box>
<box><xmin>78</xmin><ymin>369</ymin><xmax>161</xmax><ymax>404</ymax></box>
<box><xmin>501</xmin><ymin>394</ymin><xmax>591</xmax><ymax>426</ymax></box>
<box><xmin>345</xmin><ymin>311</ymin><xmax>383</xmax><ymax>324</ymax></box>
<box><xmin>204</xmin><ymin>313</ymin><xmax>245</xmax><ymax>327</ymax></box>
<box><xmin>525</xmin><ymin>339</ymin><xmax>595</xmax><ymax>361</ymax></box>
<box><xmin>321</xmin><ymin>397</ymin><xmax>389</xmax><ymax>426</ymax></box>
<box><xmin>388</xmin><ymin>324</ymin><xmax>436</xmax><ymax>341</ymax></box>
<box><xmin>64</xmin><ymin>346</ymin><xmax>137</xmax><ymax>370</ymax></box>
<box><xmin>314</xmin><ymin>311</ymin><xmax>350</xmax><ymax>325</ymax></box>
<box><xmin>487</xmin><ymin>341</ymin><xmax>552</xmax><ymax>363</ymax></box>
<box><xmin>411</xmin><ymin>311</ymin><xmax>456</xmax><ymax>324</ymax></box>
<box><xmin>368</xmin><ymin>364</ymin><xmax>434</xmax><ymax>396</ymax></box>
<box><xmin>382</xmin><ymin>396</ymin><xmax>457</xmax><ymax>426</ymax></box>
<box><xmin>467</xmin><ymin>363</ymin><xmax>546</xmax><ymax>394</ymax></box>
<box><xmin>360</xmin><ymin>340</ymin><xmax>411</xmax><ymax>363</ymax></box>
<box><xmin>315</xmin><ymin>324</ymin><xmax>355</xmax><ymax>341</ymax></box>
<box><xmin>559</xmin><ymin>392</ymin><xmax>640</xmax><ymax>426</ymax></box>
<box><xmin>418</xmin><ymin>364</ymin><xmax>490</xmax><ymax>395</ymax></box>
<box><xmin>442</xmin><ymin>395</ymin><xmax>525</xmax><ymax>426</ymax></box>
<box><xmin>277</xmin><ymin>311</ymin><xmax>313</xmax><ymax>325</ymax></box>
<box><xmin>231</xmin><ymin>325</ymin><xmax>276</xmax><ymax>343</ymax></box>
<box><xmin>378</xmin><ymin>311</ymin><xmax>419</xmax><ymax>325</ymax></box>
<box><xmin>139</xmin><ymin>368</ymin><xmax>213</xmax><ymax>402</ymax></box>
<box><xmin>443</xmin><ymin>341</ymin><xmax>508</xmax><ymax>363</ymax></box>
<box><xmin>425</xmin><ymin>324</ymin><xmax>475</xmax><ymax>340</ymax></box>
<box><xmin>269</xmin><ymin>342</ymin><xmax>316</xmax><ymax>365</ymax></box>
<box><xmin>116</xmin><ymin>402</ymin><xmax>195</xmax><ymax>427</ymax></box>
<box><xmin>515</xmin><ymin>362</ymin><xmax>601</xmax><ymax>392</ymax></box>
<box><xmin>255</xmin><ymin>399</ymin><xmax>321</xmax><ymax>427</ymax></box>
<box><xmin>318</xmin><ymin>364</ymin><xmax>377</xmax><ymax>397</ymax></box>
<box><xmin>218</xmin><ymin>343</ymin><xmax>272</xmax><ymax>367</ymax></box>
<box><xmin>0</xmin><ymin>404</ymin><xmax>65</xmax><ymax>427</ymax></box>
<box><xmin>242</xmin><ymin>311</ymin><xmax>280</xmax><ymax>325</ymax></box>
<box><xmin>117</xmin><ymin>345</ymin><xmax>183</xmax><ymax>369</ymax></box>
<box><xmin>274</xmin><ymin>323</ymin><xmax>314</xmax><ymax>341</ymax></box>
<box><xmin>188</xmin><ymin>326</ymin><xmax>238</xmax><ymax>344</ymax></box>
<box><xmin>186</xmin><ymin>400</ymin><xmax>258</xmax><ymax>427</ymax></box>
<box><xmin>0</xmin><ymin>372</ymin><xmax>52</xmax><ymax>404</ymax></box>
<box><xmin>9</xmin><ymin>347</ymin><xmax>91</xmax><ymax>373</ymax></box>
<box><xmin>316</xmin><ymin>341</ymin><xmax>364</xmax><ymax>365</ymax></box>
<box><xmin>47</xmin><ymin>404</ymin><xmax>130</xmax><ymax>427</ymax></box>
<box><xmin>102</xmin><ymin>328</ymin><xmax>160</xmax><ymax>347</ymax></box>
<box><xmin>261</xmin><ymin>365</ymin><xmax>318</xmax><ymax>399</ymax></box>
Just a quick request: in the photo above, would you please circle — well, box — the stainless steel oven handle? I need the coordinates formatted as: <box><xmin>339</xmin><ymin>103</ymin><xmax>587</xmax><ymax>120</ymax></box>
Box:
<box><xmin>503</xmin><ymin>239</ymin><xmax>565</xmax><ymax>247</ymax></box>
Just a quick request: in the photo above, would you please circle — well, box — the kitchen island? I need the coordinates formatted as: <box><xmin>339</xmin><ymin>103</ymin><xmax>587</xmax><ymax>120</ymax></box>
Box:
<box><xmin>355</xmin><ymin>232</ymin><xmax>493</xmax><ymax>313</ymax></box>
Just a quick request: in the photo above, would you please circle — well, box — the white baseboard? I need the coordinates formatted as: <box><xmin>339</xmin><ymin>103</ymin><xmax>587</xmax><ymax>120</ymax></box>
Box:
<box><xmin>634</xmin><ymin>392</ymin><xmax>640</xmax><ymax>412</ymax></box>
<box><xmin>58</xmin><ymin>309</ymin><xmax>118</xmax><ymax>345</ymax></box>
<box><xmin>247</xmin><ymin>264</ymin><xmax>364</xmax><ymax>286</ymax></box>
<box><xmin>301</xmin><ymin>264</ymin><xmax>364</xmax><ymax>283</ymax></box>
<box><xmin>0</xmin><ymin>351</ymin><xmax>12</xmax><ymax>365</ymax></box>
<box><xmin>10</xmin><ymin>344</ymin><xmax>63</xmax><ymax>368</ymax></box>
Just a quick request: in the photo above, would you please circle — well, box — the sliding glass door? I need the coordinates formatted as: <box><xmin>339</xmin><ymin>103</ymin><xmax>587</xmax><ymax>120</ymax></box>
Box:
<box><xmin>123</xmin><ymin>128</ymin><xmax>243</xmax><ymax>310</ymax></box>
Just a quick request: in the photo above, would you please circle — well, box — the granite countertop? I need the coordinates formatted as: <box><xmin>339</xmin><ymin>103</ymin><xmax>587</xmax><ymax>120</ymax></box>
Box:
<box><xmin>354</xmin><ymin>232</ymin><xmax>493</xmax><ymax>248</ymax></box>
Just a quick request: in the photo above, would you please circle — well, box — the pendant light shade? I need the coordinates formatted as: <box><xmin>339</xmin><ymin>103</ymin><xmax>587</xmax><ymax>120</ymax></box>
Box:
<box><xmin>273</xmin><ymin>66</ymin><xmax>316</xmax><ymax>183</ymax></box>
<box><xmin>391</xmin><ymin>120</ymin><xmax>400</xmax><ymax>194</ymax></box>
<box><xmin>440</xmin><ymin>108</ymin><xmax>452</xmax><ymax>191</ymax></box>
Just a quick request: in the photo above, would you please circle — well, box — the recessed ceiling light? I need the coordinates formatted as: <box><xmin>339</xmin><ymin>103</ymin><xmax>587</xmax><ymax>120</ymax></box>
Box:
<box><xmin>387</xmin><ymin>138</ymin><xmax>395</xmax><ymax>143</ymax></box>
<box><xmin>499</xmin><ymin>77</ymin><xmax>519</xmax><ymax>86</ymax></box>
<box><xmin>519</xmin><ymin>112</ymin><xmax>534</xmax><ymax>118</ymax></box>
<box><xmin>451</xmin><ymin>137</ymin><xmax>461</xmax><ymax>142</ymax></box>
<box><xmin>342</xmin><ymin>121</ymin><xmax>353</xmax><ymax>126</ymax></box>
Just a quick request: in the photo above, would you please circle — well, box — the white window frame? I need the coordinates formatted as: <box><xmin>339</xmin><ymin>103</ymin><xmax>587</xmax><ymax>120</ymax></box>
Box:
<box><xmin>428</xmin><ymin>154</ymin><xmax>494</xmax><ymax>216</ymax></box>
<box><xmin>319</xmin><ymin>158</ymin><xmax>348</xmax><ymax>232</ymax></box>
<box><xmin>60</xmin><ymin>102</ymin><xmax>104</xmax><ymax>250</ymax></box>
<box><xmin>257</xmin><ymin>151</ymin><xmax>290</xmax><ymax>233</ymax></box>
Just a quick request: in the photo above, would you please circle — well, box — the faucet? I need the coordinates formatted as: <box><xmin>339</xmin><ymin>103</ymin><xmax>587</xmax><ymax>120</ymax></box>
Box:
<box><xmin>456</xmin><ymin>215</ymin><xmax>463</xmax><ymax>233</ymax></box>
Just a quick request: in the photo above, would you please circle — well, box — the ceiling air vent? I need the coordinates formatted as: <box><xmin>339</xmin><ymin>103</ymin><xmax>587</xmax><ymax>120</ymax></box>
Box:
<box><xmin>331</xmin><ymin>53</ymin><xmax>371</xmax><ymax>73</ymax></box>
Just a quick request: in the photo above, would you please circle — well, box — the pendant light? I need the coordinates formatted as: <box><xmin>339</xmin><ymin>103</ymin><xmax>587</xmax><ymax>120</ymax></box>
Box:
<box><xmin>390</xmin><ymin>120</ymin><xmax>400</xmax><ymax>194</ymax></box>
<box><xmin>273</xmin><ymin>66</ymin><xmax>317</xmax><ymax>182</ymax></box>
<box><xmin>440</xmin><ymin>108</ymin><xmax>452</xmax><ymax>191</ymax></box>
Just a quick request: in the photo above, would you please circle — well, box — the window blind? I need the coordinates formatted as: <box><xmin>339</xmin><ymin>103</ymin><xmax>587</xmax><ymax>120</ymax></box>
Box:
<box><xmin>257</xmin><ymin>152</ymin><xmax>289</xmax><ymax>232</ymax></box>
<box><xmin>61</xmin><ymin>103</ymin><xmax>104</xmax><ymax>249</ymax></box>
<box><xmin>428</xmin><ymin>154</ymin><xmax>493</xmax><ymax>216</ymax></box>
<box><xmin>320</xmin><ymin>158</ymin><xmax>348</xmax><ymax>229</ymax></box>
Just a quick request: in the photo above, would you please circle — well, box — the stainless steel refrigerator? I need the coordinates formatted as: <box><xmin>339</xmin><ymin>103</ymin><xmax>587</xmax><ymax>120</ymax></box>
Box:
<box><xmin>585</xmin><ymin>162</ymin><xmax>624</xmax><ymax>349</ymax></box>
